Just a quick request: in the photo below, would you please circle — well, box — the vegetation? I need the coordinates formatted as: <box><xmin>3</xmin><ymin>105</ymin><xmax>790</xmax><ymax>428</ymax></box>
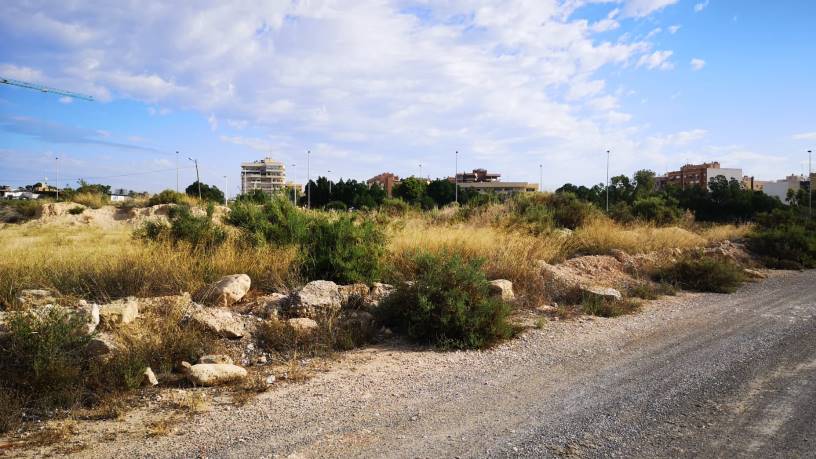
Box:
<box><xmin>747</xmin><ymin>209</ymin><xmax>816</xmax><ymax>269</ymax></box>
<box><xmin>185</xmin><ymin>181</ymin><xmax>225</xmax><ymax>203</ymax></box>
<box><xmin>147</xmin><ymin>189</ymin><xmax>198</xmax><ymax>207</ymax></box>
<box><xmin>580</xmin><ymin>295</ymin><xmax>641</xmax><ymax>318</ymax></box>
<box><xmin>301</xmin><ymin>176</ymin><xmax>386</xmax><ymax>209</ymax></box>
<box><xmin>653</xmin><ymin>257</ymin><xmax>746</xmax><ymax>293</ymax></box>
<box><xmin>378</xmin><ymin>251</ymin><xmax>514</xmax><ymax>349</ymax></box>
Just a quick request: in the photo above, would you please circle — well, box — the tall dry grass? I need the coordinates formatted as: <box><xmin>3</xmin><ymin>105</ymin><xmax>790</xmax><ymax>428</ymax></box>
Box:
<box><xmin>0</xmin><ymin>224</ymin><xmax>299</xmax><ymax>308</ymax></box>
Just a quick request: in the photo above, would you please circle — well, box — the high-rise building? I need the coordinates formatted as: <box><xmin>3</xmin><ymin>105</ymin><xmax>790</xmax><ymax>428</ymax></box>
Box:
<box><xmin>241</xmin><ymin>157</ymin><xmax>286</xmax><ymax>194</ymax></box>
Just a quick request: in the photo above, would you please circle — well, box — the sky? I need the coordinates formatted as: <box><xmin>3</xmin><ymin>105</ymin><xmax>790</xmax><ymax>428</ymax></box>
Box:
<box><xmin>1</xmin><ymin>0</ymin><xmax>815</xmax><ymax>195</ymax></box>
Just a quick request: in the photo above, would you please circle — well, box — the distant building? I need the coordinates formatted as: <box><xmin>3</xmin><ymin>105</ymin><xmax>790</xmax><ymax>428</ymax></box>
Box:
<box><xmin>656</xmin><ymin>162</ymin><xmax>743</xmax><ymax>190</ymax></box>
<box><xmin>742</xmin><ymin>176</ymin><xmax>770</xmax><ymax>191</ymax></box>
<box><xmin>453</xmin><ymin>168</ymin><xmax>501</xmax><ymax>183</ymax></box>
<box><xmin>367</xmin><ymin>172</ymin><xmax>400</xmax><ymax>197</ymax></box>
<box><xmin>763</xmin><ymin>174</ymin><xmax>806</xmax><ymax>202</ymax></box>
<box><xmin>450</xmin><ymin>168</ymin><xmax>537</xmax><ymax>195</ymax></box>
<box><xmin>241</xmin><ymin>157</ymin><xmax>286</xmax><ymax>195</ymax></box>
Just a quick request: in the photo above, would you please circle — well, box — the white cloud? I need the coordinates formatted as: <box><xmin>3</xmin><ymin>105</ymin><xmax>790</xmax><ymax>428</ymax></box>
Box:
<box><xmin>690</xmin><ymin>58</ymin><xmax>706</xmax><ymax>71</ymax></box>
<box><xmin>694</xmin><ymin>1</ymin><xmax>710</xmax><ymax>13</ymax></box>
<box><xmin>621</xmin><ymin>0</ymin><xmax>680</xmax><ymax>18</ymax></box>
<box><xmin>792</xmin><ymin>132</ymin><xmax>816</xmax><ymax>141</ymax></box>
<box><xmin>668</xmin><ymin>25</ymin><xmax>681</xmax><ymax>34</ymax></box>
<box><xmin>637</xmin><ymin>50</ymin><xmax>675</xmax><ymax>70</ymax></box>
<box><xmin>207</xmin><ymin>113</ymin><xmax>218</xmax><ymax>131</ymax></box>
<box><xmin>58</xmin><ymin>96</ymin><xmax>73</xmax><ymax>104</ymax></box>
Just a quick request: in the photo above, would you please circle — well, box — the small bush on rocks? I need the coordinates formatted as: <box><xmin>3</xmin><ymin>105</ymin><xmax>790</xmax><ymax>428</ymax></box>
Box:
<box><xmin>377</xmin><ymin>251</ymin><xmax>513</xmax><ymax>350</ymax></box>
<box><xmin>580</xmin><ymin>294</ymin><xmax>641</xmax><ymax>317</ymax></box>
<box><xmin>147</xmin><ymin>189</ymin><xmax>196</xmax><ymax>207</ymax></box>
<box><xmin>653</xmin><ymin>257</ymin><xmax>746</xmax><ymax>293</ymax></box>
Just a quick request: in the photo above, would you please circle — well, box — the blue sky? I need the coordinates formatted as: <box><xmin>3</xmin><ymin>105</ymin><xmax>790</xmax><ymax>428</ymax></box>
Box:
<box><xmin>1</xmin><ymin>0</ymin><xmax>814</xmax><ymax>194</ymax></box>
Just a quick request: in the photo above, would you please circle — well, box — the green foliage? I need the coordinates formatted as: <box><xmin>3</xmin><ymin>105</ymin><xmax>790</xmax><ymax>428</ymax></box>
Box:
<box><xmin>580</xmin><ymin>295</ymin><xmax>641</xmax><ymax>317</ymax></box>
<box><xmin>426</xmin><ymin>179</ymin><xmax>457</xmax><ymax>207</ymax></box>
<box><xmin>632</xmin><ymin>195</ymin><xmax>682</xmax><ymax>225</ymax></box>
<box><xmin>301</xmin><ymin>177</ymin><xmax>385</xmax><ymax>209</ymax></box>
<box><xmin>68</xmin><ymin>206</ymin><xmax>85</xmax><ymax>215</ymax></box>
<box><xmin>393</xmin><ymin>177</ymin><xmax>428</xmax><ymax>205</ymax></box>
<box><xmin>653</xmin><ymin>257</ymin><xmax>746</xmax><ymax>293</ymax></box>
<box><xmin>147</xmin><ymin>189</ymin><xmax>190</xmax><ymax>206</ymax></box>
<box><xmin>510</xmin><ymin>192</ymin><xmax>595</xmax><ymax>232</ymax></box>
<box><xmin>0</xmin><ymin>199</ymin><xmax>43</xmax><ymax>223</ymax></box>
<box><xmin>74</xmin><ymin>180</ymin><xmax>112</xmax><ymax>196</ymax></box>
<box><xmin>380</xmin><ymin>198</ymin><xmax>411</xmax><ymax>216</ymax></box>
<box><xmin>377</xmin><ymin>251</ymin><xmax>513</xmax><ymax>349</ymax></box>
<box><xmin>746</xmin><ymin>210</ymin><xmax>816</xmax><ymax>269</ymax></box>
<box><xmin>185</xmin><ymin>181</ymin><xmax>225</xmax><ymax>203</ymax></box>
<box><xmin>138</xmin><ymin>205</ymin><xmax>226</xmax><ymax>251</ymax></box>
<box><xmin>0</xmin><ymin>307</ymin><xmax>93</xmax><ymax>419</ymax></box>
<box><xmin>627</xmin><ymin>282</ymin><xmax>678</xmax><ymax>300</ymax></box>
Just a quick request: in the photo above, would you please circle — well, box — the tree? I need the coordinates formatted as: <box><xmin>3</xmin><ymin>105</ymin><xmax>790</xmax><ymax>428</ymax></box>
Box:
<box><xmin>426</xmin><ymin>179</ymin><xmax>457</xmax><ymax>207</ymax></box>
<box><xmin>393</xmin><ymin>177</ymin><xmax>427</xmax><ymax>205</ymax></box>
<box><xmin>633</xmin><ymin>169</ymin><xmax>656</xmax><ymax>199</ymax></box>
<box><xmin>186</xmin><ymin>181</ymin><xmax>224</xmax><ymax>203</ymax></box>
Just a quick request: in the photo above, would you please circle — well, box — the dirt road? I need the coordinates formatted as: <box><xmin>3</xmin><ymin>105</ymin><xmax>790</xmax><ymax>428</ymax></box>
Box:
<box><xmin>78</xmin><ymin>270</ymin><xmax>816</xmax><ymax>458</ymax></box>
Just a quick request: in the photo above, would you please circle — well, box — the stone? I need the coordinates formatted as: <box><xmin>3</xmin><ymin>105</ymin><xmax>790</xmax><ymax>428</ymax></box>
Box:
<box><xmin>287</xmin><ymin>317</ymin><xmax>319</xmax><ymax>333</ymax></box>
<box><xmin>199</xmin><ymin>274</ymin><xmax>251</xmax><ymax>306</ymax></box>
<box><xmin>143</xmin><ymin>367</ymin><xmax>159</xmax><ymax>386</ymax></box>
<box><xmin>199</xmin><ymin>354</ymin><xmax>234</xmax><ymax>365</ymax></box>
<box><xmin>186</xmin><ymin>363</ymin><xmax>247</xmax><ymax>386</ymax></box>
<box><xmin>191</xmin><ymin>307</ymin><xmax>245</xmax><ymax>339</ymax></box>
<box><xmin>488</xmin><ymin>279</ymin><xmax>515</xmax><ymax>302</ymax></box>
<box><xmin>288</xmin><ymin>281</ymin><xmax>342</xmax><ymax>318</ymax></box>
<box><xmin>581</xmin><ymin>286</ymin><xmax>622</xmax><ymax>302</ymax></box>
<box><xmin>249</xmin><ymin>293</ymin><xmax>287</xmax><ymax>318</ymax></box>
<box><xmin>86</xmin><ymin>333</ymin><xmax>120</xmax><ymax>358</ymax></box>
<box><xmin>265</xmin><ymin>375</ymin><xmax>276</xmax><ymax>385</ymax></box>
<box><xmin>99</xmin><ymin>297</ymin><xmax>139</xmax><ymax>328</ymax></box>
<box><xmin>536</xmin><ymin>304</ymin><xmax>558</xmax><ymax>313</ymax></box>
<box><xmin>609</xmin><ymin>249</ymin><xmax>630</xmax><ymax>264</ymax></box>
<box><xmin>366</xmin><ymin>282</ymin><xmax>395</xmax><ymax>308</ymax></box>
<box><xmin>16</xmin><ymin>289</ymin><xmax>57</xmax><ymax>308</ymax></box>
<box><xmin>77</xmin><ymin>300</ymin><xmax>101</xmax><ymax>334</ymax></box>
<box><xmin>744</xmin><ymin>268</ymin><xmax>767</xmax><ymax>279</ymax></box>
<box><xmin>338</xmin><ymin>283</ymin><xmax>370</xmax><ymax>304</ymax></box>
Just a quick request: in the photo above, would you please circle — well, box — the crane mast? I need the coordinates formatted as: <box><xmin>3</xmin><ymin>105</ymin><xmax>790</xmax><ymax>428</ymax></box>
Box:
<box><xmin>0</xmin><ymin>77</ymin><xmax>94</xmax><ymax>101</ymax></box>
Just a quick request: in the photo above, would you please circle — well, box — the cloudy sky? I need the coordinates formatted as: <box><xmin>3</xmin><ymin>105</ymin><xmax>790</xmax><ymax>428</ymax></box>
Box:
<box><xmin>1</xmin><ymin>0</ymin><xmax>814</xmax><ymax>194</ymax></box>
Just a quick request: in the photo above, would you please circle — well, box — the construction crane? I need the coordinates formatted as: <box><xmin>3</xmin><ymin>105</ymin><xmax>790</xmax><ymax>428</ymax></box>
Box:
<box><xmin>0</xmin><ymin>77</ymin><xmax>94</xmax><ymax>101</ymax></box>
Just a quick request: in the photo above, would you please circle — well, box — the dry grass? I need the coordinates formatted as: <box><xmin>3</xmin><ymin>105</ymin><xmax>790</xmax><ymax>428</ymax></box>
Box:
<box><xmin>573</xmin><ymin>217</ymin><xmax>707</xmax><ymax>255</ymax></box>
<box><xmin>0</xmin><ymin>223</ymin><xmax>299</xmax><ymax>308</ymax></box>
<box><xmin>70</xmin><ymin>192</ymin><xmax>109</xmax><ymax>209</ymax></box>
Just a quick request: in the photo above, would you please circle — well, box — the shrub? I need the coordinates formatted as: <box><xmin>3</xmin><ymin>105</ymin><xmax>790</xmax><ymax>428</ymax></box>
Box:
<box><xmin>380</xmin><ymin>198</ymin><xmax>410</xmax><ymax>217</ymax></box>
<box><xmin>0</xmin><ymin>200</ymin><xmax>44</xmax><ymax>223</ymax></box>
<box><xmin>632</xmin><ymin>196</ymin><xmax>682</xmax><ymax>225</ymax></box>
<box><xmin>301</xmin><ymin>215</ymin><xmax>386</xmax><ymax>284</ymax></box>
<box><xmin>509</xmin><ymin>192</ymin><xmax>595</xmax><ymax>233</ymax></box>
<box><xmin>139</xmin><ymin>205</ymin><xmax>226</xmax><ymax>252</ymax></box>
<box><xmin>377</xmin><ymin>251</ymin><xmax>513</xmax><ymax>349</ymax></box>
<box><xmin>580</xmin><ymin>294</ymin><xmax>641</xmax><ymax>317</ymax></box>
<box><xmin>325</xmin><ymin>200</ymin><xmax>348</xmax><ymax>211</ymax></box>
<box><xmin>627</xmin><ymin>282</ymin><xmax>677</xmax><ymax>300</ymax></box>
<box><xmin>746</xmin><ymin>211</ymin><xmax>816</xmax><ymax>269</ymax></box>
<box><xmin>147</xmin><ymin>189</ymin><xmax>195</xmax><ymax>207</ymax></box>
<box><xmin>71</xmin><ymin>192</ymin><xmax>108</xmax><ymax>209</ymax></box>
<box><xmin>653</xmin><ymin>257</ymin><xmax>746</xmax><ymax>293</ymax></box>
<box><xmin>68</xmin><ymin>206</ymin><xmax>85</xmax><ymax>215</ymax></box>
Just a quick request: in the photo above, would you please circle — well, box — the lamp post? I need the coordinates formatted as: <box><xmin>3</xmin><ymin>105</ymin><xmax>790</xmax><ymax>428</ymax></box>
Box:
<box><xmin>188</xmin><ymin>157</ymin><xmax>201</xmax><ymax>200</ymax></box>
<box><xmin>605</xmin><ymin>149</ymin><xmax>611</xmax><ymax>212</ymax></box>
<box><xmin>419</xmin><ymin>163</ymin><xmax>423</xmax><ymax>179</ymax></box>
<box><xmin>223</xmin><ymin>175</ymin><xmax>228</xmax><ymax>206</ymax></box>
<box><xmin>327</xmin><ymin>170</ymin><xmax>332</xmax><ymax>195</ymax></box>
<box><xmin>55</xmin><ymin>156</ymin><xmax>60</xmax><ymax>201</ymax></box>
<box><xmin>455</xmin><ymin>150</ymin><xmax>459</xmax><ymax>204</ymax></box>
<box><xmin>809</xmin><ymin>150</ymin><xmax>812</xmax><ymax>218</ymax></box>
<box><xmin>307</xmin><ymin>150</ymin><xmax>311</xmax><ymax>209</ymax></box>
<box><xmin>539</xmin><ymin>163</ymin><xmax>543</xmax><ymax>192</ymax></box>
<box><xmin>176</xmin><ymin>151</ymin><xmax>179</xmax><ymax>193</ymax></box>
<box><xmin>290</xmin><ymin>163</ymin><xmax>297</xmax><ymax>205</ymax></box>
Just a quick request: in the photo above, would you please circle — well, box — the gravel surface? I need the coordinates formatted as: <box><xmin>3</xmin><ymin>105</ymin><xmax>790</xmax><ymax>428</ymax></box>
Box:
<box><xmin>53</xmin><ymin>270</ymin><xmax>816</xmax><ymax>458</ymax></box>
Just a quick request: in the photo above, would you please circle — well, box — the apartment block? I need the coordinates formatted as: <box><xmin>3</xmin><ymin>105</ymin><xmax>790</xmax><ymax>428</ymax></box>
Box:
<box><xmin>367</xmin><ymin>172</ymin><xmax>400</xmax><ymax>197</ymax></box>
<box><xmin>241</xmin><ymin>157</ymin><xmax>286</xmax><ymax>194</ymax></box>
<box><xmin>657</xmin><ymin>162</ymin><xmax>743</xmax><ymax>190</ymax></box>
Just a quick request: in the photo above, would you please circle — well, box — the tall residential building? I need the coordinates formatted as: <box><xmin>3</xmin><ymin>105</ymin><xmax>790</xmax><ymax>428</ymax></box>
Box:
<box><xmin>763</xmin><ymin>174</ymin><xmax>805</xmax><ymax>202</ymax></box>
<box><xmin>241</xmin><ymin>157</ymin><xmax>286</xmax><ymax>194</ymax></box>
<box><xmin>656</xmin><ymin>162</ymin><xmax>742</xmax><ymax>190</ymax></box>
<box><xmin>367</xmin><ymin>172</ymin><xmax>400</xmax><ymax>197</ymax></box>
<box><xmin>450</xmin><ymin>168</ymin><xmax>537</xmax><ymax>195</ymax></box>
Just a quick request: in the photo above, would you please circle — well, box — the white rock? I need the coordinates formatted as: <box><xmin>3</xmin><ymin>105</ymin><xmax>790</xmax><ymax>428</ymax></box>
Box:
<box><xmin>287</xmin><ymin>317</ymin><xmax>319</xmax><ymax>333</ymax></box>
<box><xmin>99</xmin><ymin>297</ymin><xmax>139</xmax><ymax>327</ymax></box>
<box><xmin>743</xmin><ymin>268</ymin><xmax>767</xmax><ymax>279</ymax></box>
<box><xmin>581</xmin><ymin>286</ymin><xmax>622</xmax><ymax>302</ymax></box>
<box><xmin>16</xmin><ymin>289</ymin><xmax>57</xmax><ymax>308</ymax></box>
<box><xmin>86</xmin><ymin>333</ymin><xmax>119</xmax><ymax>358</ymax></box>
<box><xmin>186</xmin><ymin>363</ymin><xmax>247</xmax><ymax>386</ymax></box>
<box><xmin>200</xmin><ymin>274</ymin><xmax>251</xmax><ymax>306</ymax></box>
<box><xmin>288</xmin><ymin>281</ymin><xmax>342</xmax><ymax>318</ymax></box>
<box><xmin>199</xmin><ymin>354</ymin><xmax>234</xmax><ymax>365</ymax></box>
<box><xmin>488</xmin><ymin>279</ymin><xmax>515</xmax><ymax>301</ymax></box>
<box><xmin>265</xmin><ymin>375</ymin><xmax>276</xmax><ymax>385</ymax></box>
<box><xmin>366</xmin><ymin>282</ymin><xmax>395</xmax><ymax>308</ymax></box>
<box><xmin>143</xmin><ymin>367</ymin><xmax>159</xmax><ymax>386</ymax></box>
<box><xmin>191</xmin><ymin>307</ymin><xmax>245</xmax><ymax>339</ymax></box>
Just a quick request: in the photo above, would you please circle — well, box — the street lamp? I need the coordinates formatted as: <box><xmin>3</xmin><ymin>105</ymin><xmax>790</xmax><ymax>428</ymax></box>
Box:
<box><xmin>455</xmin><ymin>150</ymin><xmax>459</xmax><ymax>204</ymax></box>
<box><xmin>55</xmin><ymin>156</ymin><xmax>60</xmax><ymax>201</ymax></box>
<box><xmin>307</xmin><ymin>150</ymin><xmax>311</xmax><ymax>209</ymax></box>
<box><xmin>605</xmin><ymin>149</ymin><xmax>611</xmax><ymax>212</ymax></box>
<box><xmin>809</xmin><ymin>150</ymin><xmax>812</xmax><ymax>218</ymax></box>
<box><xmin>327</xmin><ymin>170</ymin><xmax>332</xmax><ymax>195</ymax></box>
<box><xmin>176</xmin><ymin>151</ymin><xmax>179</xmax><ymax>193</ymax></box>
<box><xmin>223</xmin><ymin>175</ymin><xmax>228</xmax><ymax>206</ymax></box>
<box><xmin>539</xmin><ymin>164</ymin><xmax>543</xmax><ymax>192</ymax></box>
<box><xmin>188</xmin><ymin>157</ymin><xmax>201</xmax><ymax>200</ymax></box>
<box><xmin>419</xmin><ymin>163</ymin><xmax>423</xmax><ymax>179</ymax></box>
<box><xmin>290</xmin><ymin>163</ymin><xmax>297</xmax><ymax>205</ymax></box>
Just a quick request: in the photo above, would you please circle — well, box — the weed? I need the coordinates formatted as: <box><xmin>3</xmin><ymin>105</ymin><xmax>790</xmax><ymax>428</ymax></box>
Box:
<box><xmin>653</xmin><ymin>257</ymin><xmax>746</xmax><ymax>293</ymax></box>
<box><xmin>580</xmin><ymin>294</ymin><xmax>641</xmax><ymax>317</ymax></box>
<box><xmin>627</xmin><ymin>282</ymin><xmax>677</xmax><ymax>300</ymax></box>
<box><xmin>68</xmin><ymin>206</ymin><xmax>85</xmax><ymax>215</ymax></box>
<box><xmin>71</xmin><ymin>192</ymin><xmax>108</xmax><ymax>209</ymax></box>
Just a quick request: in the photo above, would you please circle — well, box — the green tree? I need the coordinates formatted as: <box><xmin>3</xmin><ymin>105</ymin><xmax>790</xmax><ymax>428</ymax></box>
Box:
<box><xmin>185</xmin><ymin>181</ymin><xmax>225</xmax><ymax>203</ymax></box>
<box><xmin>426</xmin><ymin>179</ymin><xmax>457</xmax><ymax>207</ymax></box>
<box><xmin>392</xmin><ymin>177</ymin><xmax>427</xmax><ymax>205</ymax></box>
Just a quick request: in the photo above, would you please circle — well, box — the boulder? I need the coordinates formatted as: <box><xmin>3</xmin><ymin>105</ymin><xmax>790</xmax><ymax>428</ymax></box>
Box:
<box><xmin>199</xmin><ymin>274</ymin><xmax>251</xmax><ymax>306</ymax></box>
<box><xmin>488</xmin><ymin>279</ymin><xmax>515</xmax><ymax>301</ymax></box>
<box><xmin>99</xmin><ymin>297</ymin><xmax>139</xmax><ymax>328</ymax></box>
<box><xmin>86</xmin><ymin>333</ymin><xmax>120</xmax><ymax>358</ymax></box>
<box><xmin>288</xmin><ymin>281</ymin><xmax>342</xmax><ymax>318</ymax></box>
<box><xmin>16</xmin><ymin>289</ymin><xmax>58</xmax><ymax>308</ymax></box>
<box><xmin>286</xmin><ymin>317</ymin><xmax>319</xmax><ymax>334</ymax></box>
<box><xmin>191</xmin><ymin>307</ymin><xmax>245</xmax><ymax>339</ymax></box>
<box><xmin>744</xmin><ymin>268</ymin><xmax>767</xmax><ymax>279</ymax></box>
<box><xmin>338</xmin><ymin>283</ymin><xmax>370</xmax><ymax>304</ymax></box>
<box><xmin>581</xmin><ymin>286</ymin><xmax>622</xmax><ymax>302</ymax></box>
<box><xmin>199</xmin><ymin>354</ymin><xmax>234</xmax><ymax>365</ymax></box>
<box><xmin>77</xmin><ymin>300</ymin><xmax>101</xmax><ymax>334</ymax></box>
<box><xmin>143</xmin><ymin>367</ymin><xmax>159</xmax><ymax>386</ymax></box>
<box><xmin>245</xmin><ymin>293</ymin><xmax>287</xmax><ymax>318</ymax></box>
<box><xmin>185</xmin><ymin>363</ymin><xmax>247</xmax><ymax>386</ymax></box>
<box><xmin>366</xmin><ymin>282</ymin><xmax>394</xmax><ymax>308</ymax></box>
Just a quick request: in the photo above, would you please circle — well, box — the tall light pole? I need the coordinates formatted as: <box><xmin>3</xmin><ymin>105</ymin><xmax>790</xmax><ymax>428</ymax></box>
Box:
<box><xmin>176</xmin><ymin>151</ymin><xmax>179</xmax><ymax>193</ymax></box>
<box><xmin>188</xmin><ymin>157</ymin><xmax>201</xmax><ymax>200</ymax></box>
<box><xmin>223</xmin><ymin>175</ymin><xmax>228</xmax><ymax>206</ymax></box>
<box><xmin>809</xmin><ymin>150</ymin><xmax>812</xmax><ymax>218</ymax></box>
<box><xmin>539</xmin><ymin>163</ymin><xmax>543</xmax><ymax>192</ymax></box>
<box><xmin>605</xmin><ymin>149</ymin><xmax>611</xmax><ymax>212</ymax></box>
<box><xmin>290</xmin><ymin>163</ymin><xmax>297</xmax><ymax>205</ymax></box>
<box><xmin>55</xmin><ymin>156</ymin><xmax>60</xmax><ymax>201</ymax></box>
<box><xmin>455</xmin><ymin>150</ymin><xmax>459</xmax><ymax>204</ymax></box>
<box><xmin>327</xmin><ymin>170</ymin><xmax>332</xmax><ymax>195</ymax></box>
<box><xmin>306</xmin><ymin>150</ymin><xmax>311</xmax><ymax>209</ymax></box>
<box><xmin>419</xmin><ymin>163</ymin><xmax>423</xmax><ymax>179</ymax></box>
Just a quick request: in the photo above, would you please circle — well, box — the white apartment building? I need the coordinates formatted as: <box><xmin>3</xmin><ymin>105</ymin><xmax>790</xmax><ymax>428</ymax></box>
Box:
<box><xmin>241</xmin><ymin>157</ymin><xmax>286</xmax><ymax>194</ymax></box>
<box><xmin>763</xmin><ymin>174</ymin><xmax>805</xmax><ymax>203</ymax></box>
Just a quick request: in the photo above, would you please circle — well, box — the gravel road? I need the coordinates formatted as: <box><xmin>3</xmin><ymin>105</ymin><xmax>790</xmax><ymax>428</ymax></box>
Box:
<box><xmin>76</xmin><ymin>270</ymin><xmax>816</xmax><ymax>458</ymax></box>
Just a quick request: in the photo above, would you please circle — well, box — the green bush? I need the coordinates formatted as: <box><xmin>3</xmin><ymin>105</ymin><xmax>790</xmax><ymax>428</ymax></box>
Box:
<box><xmin>380</xmin><ymin>198</ymin><xmax>410</xmax><ymax>217</ymax></box>
<box><xmin>653</xmin><ymin>257</ymin><xmax>746</xmax><ymax>293</ymax></box>
<box><xmin>0</xmin><ymin>200</ymin><xmax>44</xmax><ymax>223</ymax></box>
<box><xmin>147</xmin><ymin>189</ymin><xmax>190</xmax><ymax>206</ymax></box>
<box><xmin>510</xmin><ymin>192</ymin><xmax>595</xmax><ymax>233</ymax></box>
<box><xmin>137</xmin><ymin>205</ymin><xmax>226</xmax><ymax>251</ymax></box>
<box><xmin>301</xmin><ymin>215</ymin><xmax>385</xmax><ymax>284</ymax></box>
<box><xmin>632</xmin><ymin>196</ymin><xmax>682</xmax><ymax>225</ymax></box>
<box><xmin>377</xmin><ymin>251</ymin><xmax>513</xmax><ymax>349</ymax></box>
<box><xmin>746</xmin><ymin>210</ymin><xmax>816</xmax><ymax>269</ymax></box>
<box><xmin>68</xmin><ymin>206</ymin><xmax>85</xmax><ymax>215</ymax></box>
<box><xmin>580</xmin><ymin>294</ymin><xmax>641</xmax><ymax>317</ymax></box>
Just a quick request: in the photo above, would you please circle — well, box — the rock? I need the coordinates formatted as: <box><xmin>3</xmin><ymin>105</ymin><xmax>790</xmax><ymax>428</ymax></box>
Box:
<box><xmin>338</xmin><ymin>283</ymin><xmax>370</xmax><ymax>304</ymax></box>
<box><xmin>86</xmin><ymin>333</ymin><xmax>120</xmax><ymax>358</ymax></box>
<box><xmin>77</xmin><ymin>300</ymin><xmax>101</xmax><ymax>334</ymax></box>
<box><xmin>186</xmin><ymin>363</ymin><xmax>247</xmax><ymax>386</ymax></box>
<box><xmin>609</xmin><ymin>249</ymin><xmax>630</xmax><ymax>264</ymax></box>
<box><xmin>488</xmin><ymin>279</ymin><xmax>515</xmax><ymax>301</ymax></box>
<box><xmin>288</xmin><ymin>281</ymin><xmax>342</xmax><ymax>318</ymax></box>
<box><xmin>191</xmin><ymin>307</ymin><xmax>245</xmax><ymax>339</ymax></box>
<box><xmin>143</xmin><ymin>367</ymin><xmax>159</xmax><ymax>386</ymax></box>
<box><xmin>536</xmin><ymin>304</ymin><xmax>559</xmax><ymax>313</ymax></box>
<box><xmin>265</xmin><ymin>375</ymin><xmax>276</xmax><ymax>385</ymax></box>
<box><xmin>16</xmin><ymin>289</ymin><xmax>58</xmax><ymax>308</ymax></box>
<box><xmin>366</xmin><ymin>283</ymin><xmax>395</xmax><ymax>308</ymax></box>
<box><xmin>286</xmin><ymin>317</ymin><xmax>319</xmax><ymax>333</ymax></box>
<box><xmin>199</xmin><ymin>274</ymin><xmax>251</xmax><ymax>306</ymax></box>
<box><xmin>99</xmin><ymin>297</ymin><xmax>139</xmax><ymax>328</ymax></box>
<box><xmin>581</xmin><ymin>286</ymin><xmax>622</xmax><ymax>302</ymax></box>
<box><xmin>246</xmin><ymin>293</ymin><xmax>287</xmax><ymax>318</ymax></box>
<box><xmin>744</xmin><ymin>268</ymin><xmax>767</xmax><ymax>279</ymax></box>
<box><xmin>199</xmin><ymin>354</ymin><xmax>234</xmax><ymax>365</ymax></box>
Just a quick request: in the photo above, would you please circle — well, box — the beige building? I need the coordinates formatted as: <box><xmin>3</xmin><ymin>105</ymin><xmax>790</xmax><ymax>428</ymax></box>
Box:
<box><xmin>456</xmin><ymin>181</ymin><xmax>538</xmax><ymax>195</ymax></box>
<box><xmin>241</xmin><ymin>157</ymin><xmax>286</xmax><ymax>194</ymax></box>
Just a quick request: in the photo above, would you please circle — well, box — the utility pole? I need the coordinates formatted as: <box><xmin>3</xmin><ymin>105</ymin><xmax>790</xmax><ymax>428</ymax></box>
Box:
<box><xmin>539</xmin><ymin>163</ymin><xmax>543</xmax><ymax>192</ymax></box>
<box><xmin>809</xmin><ymin>150</ymin><xmax>813</xmax><ymax>218</ymax></box>
<box><xmin>419</xmin><ymin>163</ymin><xmax>423</xmax><ymax>179</ymax></box>
<box><xmin>307</xmin><ymin>150</ymin><xmax>311</xmax><ymax>209</ymax></box>
<box><xmin>55</xmin><ymin>156</ymin><xmax>60</xmax><ymax>201</ymax></box>
<box><xmin>606</xmin><ymin>149</ymin><xmax>611</xmax><ymax>212</ymax></box>
<box><xmin>223</xmin><ymin>175</ymin><xmax>228</xmax><ymax>206</ymax></box>
<box><xmin>176</xmin><ymin>151</ymin><xmax>179</xmax><ymax>192</ymax></box>
<box><xmin>328</xmin><ymin>170</ymin><xmax>332</xmax><ymax>195</ymax></box>
<box><xmin>455</xmin><ymin>150</ymin><xmax>459</xmax><ymax>204</ymax></box>
<box><xmin>188</xmin><ymin>157</ymin><xmax>201</xmax><ymax>200</ymax></box>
